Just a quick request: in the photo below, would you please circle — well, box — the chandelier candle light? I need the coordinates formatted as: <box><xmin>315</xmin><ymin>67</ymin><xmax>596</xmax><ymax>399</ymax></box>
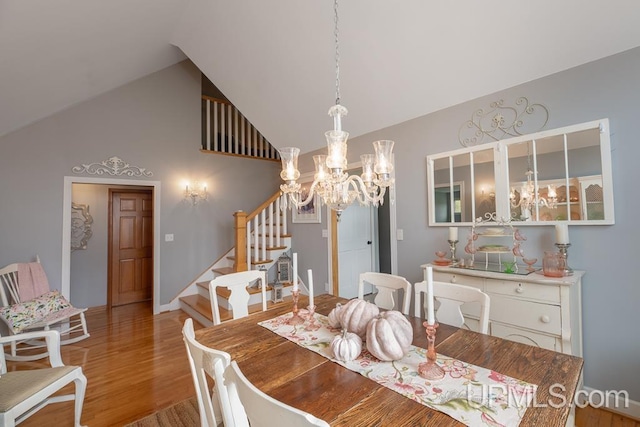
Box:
<box><xmin>278</xmin><ymin>0</ymin><xmax>395</xmax><ymax>219</ymax></box>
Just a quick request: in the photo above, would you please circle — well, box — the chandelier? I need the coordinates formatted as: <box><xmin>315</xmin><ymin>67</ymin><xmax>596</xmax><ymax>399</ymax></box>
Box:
<box><xmin>278</xmin><ymin>0</ymin><xmax>395</xmax><ymax>219</ymax></box>
<box><xmin>509</xmin><ymin>144</ymin><xmax>557</xmax><ymax>220</ymax></box>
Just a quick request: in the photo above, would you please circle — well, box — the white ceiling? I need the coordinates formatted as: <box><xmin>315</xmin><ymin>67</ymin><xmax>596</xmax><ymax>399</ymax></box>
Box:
<box><xmin>3</xmin><ymin>0</ymin><xmax>640</xmax><ymax>154</ymax></box>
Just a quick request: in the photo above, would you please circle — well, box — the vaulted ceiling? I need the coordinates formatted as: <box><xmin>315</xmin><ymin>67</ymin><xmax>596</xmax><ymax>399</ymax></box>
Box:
<box><xmin>2</xmin><ymin>0</ymin><xmax>640</xmax><ymax>153</ymax></box>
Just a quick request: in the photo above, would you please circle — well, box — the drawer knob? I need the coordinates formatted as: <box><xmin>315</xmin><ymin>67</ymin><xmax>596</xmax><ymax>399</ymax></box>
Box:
<box><xmin>516</xmin><ymin>284</ymin><xmax>524</xmax><ymax>293</ymax></box>
<box><xmin>540</xmin><ymin>315</ymin><xmax>550</xmax><ymax>323</ymax></box>
<box><xmin>450</xmin><ymin>275</ymin><xmax>457</xmax><ymax>283</ymax></box>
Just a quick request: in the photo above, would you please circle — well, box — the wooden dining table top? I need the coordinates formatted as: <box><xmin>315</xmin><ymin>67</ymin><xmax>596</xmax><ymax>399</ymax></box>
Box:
<box><xmin>196</xmin><ymin>294</ymin><xmax>583</xmax><ymax>426</ymax></box>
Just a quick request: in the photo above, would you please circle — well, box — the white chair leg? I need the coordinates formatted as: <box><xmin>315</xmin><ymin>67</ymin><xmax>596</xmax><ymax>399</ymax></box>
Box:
<box><xmin>74</xmin><ymin>374</ymin><xmax>88</xmax><ymax>427</ymax></box>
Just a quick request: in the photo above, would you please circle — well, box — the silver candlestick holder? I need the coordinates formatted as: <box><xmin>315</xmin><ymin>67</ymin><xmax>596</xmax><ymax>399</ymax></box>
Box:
<box><xmin>448</xmin><ymin>239</ymin><xmax>459</xmax><ymax>265</ymax></box>
<box><xmin>554</xmin><ymin>243</ymin><xmax>573</xmax><ymax>276</ymax></box>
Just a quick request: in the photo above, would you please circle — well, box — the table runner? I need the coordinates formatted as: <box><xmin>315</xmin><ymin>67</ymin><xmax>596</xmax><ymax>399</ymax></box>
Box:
<box><xmin>259</xmin><ymin>312</ymin><xmax>537</xmax><ymax>427</ymax></box>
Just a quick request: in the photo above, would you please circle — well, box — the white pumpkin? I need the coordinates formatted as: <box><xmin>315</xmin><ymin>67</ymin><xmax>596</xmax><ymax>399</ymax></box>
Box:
<box><xmin>331</xmin><ymin>329</ymin><xmax>362</xmax><ymax>362</ymax></box>
<box><xmin>339</xmin><ymin>298</ymin><xmax>380</xmax><ymax>338</ymax></box>
<box><xmin>366</xmin><ymin>311</ymin><xmax>413</xmax><ymax>361</ymax></box>
<box><xmin>327</xmin><ymin>303</ymin><xmax>343</xmax><ymax>328</ymax></box>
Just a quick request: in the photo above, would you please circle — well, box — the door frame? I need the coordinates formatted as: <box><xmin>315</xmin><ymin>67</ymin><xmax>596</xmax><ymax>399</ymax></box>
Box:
<box><xmin>62</xmin><ymin>176</ymin><xmax>162</xmax><ymax>314</ymax></box>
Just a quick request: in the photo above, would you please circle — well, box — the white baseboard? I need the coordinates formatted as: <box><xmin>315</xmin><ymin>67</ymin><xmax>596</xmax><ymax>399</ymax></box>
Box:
<box><xmin>578</xmin><ymin>386</ymin><xmax>640</xmax><ymax>420</ymax></box>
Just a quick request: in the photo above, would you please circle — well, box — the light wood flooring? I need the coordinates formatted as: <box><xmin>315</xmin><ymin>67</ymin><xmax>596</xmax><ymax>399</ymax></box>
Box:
<box><xmin>6</xmin><ymin>301</ymin><xmax>638</xmax><ymax>426</ymax></box>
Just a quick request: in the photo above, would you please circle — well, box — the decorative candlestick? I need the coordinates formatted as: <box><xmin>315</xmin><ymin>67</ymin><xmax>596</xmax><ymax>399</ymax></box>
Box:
<box><xmin>418</xmin><ymin>322</ymin><xmax>445</xmax><ymax>380</ymax></box>
<box><xmin>448</xmin><ymin>239</ymin><xmax>459</xmax><ymax>265</ymax></box>
<box><xmin>286</xmin><ymin>289</ymin><xmax>305</xmax><ymax>325</ymax></box>
<box><xmin>554</xmin><ymin>243</ymin><xmax>573</xmax><ymax>276</ymax></box>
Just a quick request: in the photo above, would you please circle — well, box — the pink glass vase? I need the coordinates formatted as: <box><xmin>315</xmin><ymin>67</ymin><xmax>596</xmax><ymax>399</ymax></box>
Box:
<box><xmin>542</xmin><ymin>251</ymin><xmax>565</xmax><ymax>277</ymax></box>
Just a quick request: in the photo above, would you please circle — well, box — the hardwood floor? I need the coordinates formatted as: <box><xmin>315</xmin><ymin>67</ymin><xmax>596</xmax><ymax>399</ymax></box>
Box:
<box><xmin>7</xmin><ymin>302</ymin><xmax>200</xmax><ymax>427</ymax></box>
<box><xmin>6</xmin><ymin>301</ymin><xmax>638</xmax><ymax>426</ymax></box>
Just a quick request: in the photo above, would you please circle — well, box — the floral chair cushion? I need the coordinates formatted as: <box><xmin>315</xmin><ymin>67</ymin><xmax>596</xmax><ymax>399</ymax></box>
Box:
<box><xmin>0</xmin><ymin>291</ymin><xmax>72</xmax><ymax>333</ymax></box>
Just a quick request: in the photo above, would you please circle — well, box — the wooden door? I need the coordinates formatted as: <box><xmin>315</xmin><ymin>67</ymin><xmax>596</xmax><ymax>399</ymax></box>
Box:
<box><xmin>109</xmin><ymin>189</ymin><xmax>153</xmax><ymax>307</ymax></box>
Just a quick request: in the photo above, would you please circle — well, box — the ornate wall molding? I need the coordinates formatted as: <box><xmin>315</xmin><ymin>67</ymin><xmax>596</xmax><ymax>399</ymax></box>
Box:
<box><xmin>72</xmin><ymin>156</ymin><xmax>153</xmax><ymax>177</ymax></box>
<box><xmin>458</xmin><ymin>97</ymin><xmax>549</xmax><ymax>147</ymax></box>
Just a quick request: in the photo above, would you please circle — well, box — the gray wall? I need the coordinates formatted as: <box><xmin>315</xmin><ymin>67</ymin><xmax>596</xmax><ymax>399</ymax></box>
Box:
<box><xmin>298</xmin><ymin>47</ymin><xmax>640</xmax><ymax>400</ymax></box>
<box><xmin>0</xmin><ymin>60</ymin><xmax>281</xmax><ymax>307</ymax></box>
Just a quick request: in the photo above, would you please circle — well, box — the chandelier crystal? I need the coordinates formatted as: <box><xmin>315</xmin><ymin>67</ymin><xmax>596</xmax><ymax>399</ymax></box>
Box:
<box><xmin>278</xmin><ymin>0</ymin><xmax>395</xmax><ymax>219</ymax></box>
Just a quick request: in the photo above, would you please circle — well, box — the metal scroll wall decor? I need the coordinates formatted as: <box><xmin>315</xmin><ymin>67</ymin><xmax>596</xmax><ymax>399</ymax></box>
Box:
<box><xmin>71</xmin><ymin>203</ymin><xmax>93</xmax><ymax>251</ymax></box>
<box><xmin>72</xmin><ymin>156</ymin><xmax>153</xmax><ymax>177</ymax></box>
<box><xmin>458</xmin><ymin>97</ymin><xmax>549</xmax><ymax>147</ymax></box>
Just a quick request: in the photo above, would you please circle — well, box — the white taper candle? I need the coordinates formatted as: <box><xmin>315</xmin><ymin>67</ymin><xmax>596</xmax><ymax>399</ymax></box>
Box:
<box><xmin>555</xmin><ymin>224</ymin><xmax>569</xmax><ymax>244</ymax></box>
<box><xmin>292</xmin><ymin>252</ymin><xmax>298</xmax><ymax>291</ymax></box>
<box><xmin>426</xmin><ymin>266</ymin><xmax>435</xmax><ymax>325</ymax></box>
<box><xmin>307</xmin><ymin>269</ymin><xmax>314</xmax><ymax>308</ymax></box>
<box><xmin>449</xmin><ymin>226</ymin><xmax>458</xmax><ymax>241</ymax></box>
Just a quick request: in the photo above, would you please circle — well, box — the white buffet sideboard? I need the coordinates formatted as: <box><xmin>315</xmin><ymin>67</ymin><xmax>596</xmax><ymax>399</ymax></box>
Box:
<box><xmin>420</xmin><ymin>264</ymin><xmax>583</xmax><ymax>357</ymax></box>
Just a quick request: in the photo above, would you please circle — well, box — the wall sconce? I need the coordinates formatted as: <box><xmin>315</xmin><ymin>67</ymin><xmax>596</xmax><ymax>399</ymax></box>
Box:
<box><xmin>184</xmin><ymin>181</ymin><xmax>208</xmax><ymax>205</ymax></box>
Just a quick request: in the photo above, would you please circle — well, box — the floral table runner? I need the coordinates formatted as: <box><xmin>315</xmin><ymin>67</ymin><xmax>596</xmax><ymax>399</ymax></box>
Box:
<box><xmin>259</xmin><ymin>312</ymin><xmax>537</xmax><ymax>427</ymax></box>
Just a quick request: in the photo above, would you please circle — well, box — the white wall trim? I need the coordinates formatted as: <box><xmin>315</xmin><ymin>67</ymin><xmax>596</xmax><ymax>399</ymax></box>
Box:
<box><xmin>62</xmin><ymin>176</ymin><xmax>162</xmax><ymax>314</ymax></box>
<box><xmin>578</xmin><ymin>386</ymin><xmax>640</xmax><ymax>420</ymax></box>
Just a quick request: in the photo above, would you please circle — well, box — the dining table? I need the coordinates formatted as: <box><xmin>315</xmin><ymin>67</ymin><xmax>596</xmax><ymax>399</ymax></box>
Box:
<box><xmin>196</xmin><ymin>294</ymin><xmax>583</xmax><ymax>426</ymax></box>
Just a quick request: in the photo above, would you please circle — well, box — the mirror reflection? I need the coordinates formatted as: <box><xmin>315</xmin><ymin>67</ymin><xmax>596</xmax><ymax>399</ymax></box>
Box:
<box><xmin>506</xmin><ymin>127</ymin><xmax>604</xmax><ymax>222</ymax></box>
<box><xmin>427</xmin><ymin>118</ymin><xmax>613</xmax><ymax>226</ymax></box>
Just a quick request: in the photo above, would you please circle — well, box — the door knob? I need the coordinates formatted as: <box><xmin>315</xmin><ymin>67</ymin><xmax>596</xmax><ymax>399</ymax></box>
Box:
<box><xmin>367</xmin><ymin>241</ymin><xmax>372</xmax><ymax>245</ymax></box>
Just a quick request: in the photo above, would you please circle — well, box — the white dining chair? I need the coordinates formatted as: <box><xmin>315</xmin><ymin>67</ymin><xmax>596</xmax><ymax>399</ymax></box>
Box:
<box><xmin>224</xmin><ymin>361</ymin><xmax>330</xmax><ymax>427</ymax></box>
<box><xmin>358</xmin><ymin>272</ymin><xmax>412</xmax><ymax>315</ymax></box>
<box><xmin>209</xmin><ymin>270</ymin><xmax>267</xmax><ymax>325</ymax></box>
<box><xmin>0</xmin><ymin>329</ymin><xmax>87</xmax><ymax>427</ymax></box>
<box><xmin>414</xmin><ymin>280</ymin><xmax>490</xmax><ymax>334</ymax></box>
<box><xmin>182</xmin><ymin>318</ymin><xmax>247</xmax><ymax>427</ymax></box>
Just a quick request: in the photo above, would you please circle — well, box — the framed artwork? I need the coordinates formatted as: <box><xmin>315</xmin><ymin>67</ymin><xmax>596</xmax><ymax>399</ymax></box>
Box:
<box><xmin>292</xmin><ymin>186</ymin><xmax>321</xmax><ymax>223</ymax></box>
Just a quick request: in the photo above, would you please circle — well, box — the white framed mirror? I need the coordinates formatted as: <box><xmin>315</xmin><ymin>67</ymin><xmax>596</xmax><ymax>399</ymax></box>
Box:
<box><xmin>427</xmin><ymin>118</ymin><xmax>614</xmax><ymax>226</ymax></box>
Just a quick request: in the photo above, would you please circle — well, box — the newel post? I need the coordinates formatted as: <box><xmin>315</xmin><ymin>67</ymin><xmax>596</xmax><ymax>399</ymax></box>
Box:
<box><xmin>234</xmin><ymin>210</ymin><xmax>248</xmax><ymax>272</ymax></box>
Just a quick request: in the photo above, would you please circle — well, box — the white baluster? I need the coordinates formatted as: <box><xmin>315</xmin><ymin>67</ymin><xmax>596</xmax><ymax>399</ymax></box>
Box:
<box><xmin>275</xmin><ymin>196</ymin><xmax>281</xmax><ymax>247</ymax></box>
<box><xmin>253</xmin><ymin>216</ymin><xmax>259</xmax><ymax>265</ymax></box>
<box><xmin>268</xmin><ymin>202</ymin><xmax>274</xmax><ymax>250</ymax></box>
<box><xmin>246</xmin><ymin>221</ymin><xmax>252</xmax><ymax>270</ymax></box>
<box><xmin>282</xmin><ymin>195</ymin><xmax>288</xmax><ymax>235</ymax></box>
<box><xmin>206</xmin><ymin>99</ymin><xmax>211</xmax><ymax>150</ymax></box>
<box><xmin>261</xmin><ymin>209</ymin><xmax>267</xmax><ymax>262</ymax></box>
<box><xmin>220</xmin><ymin>103</ymin><xmax>225</xmax><ymax>152</ymax></box>
<box><xmin>213</xmin><ymin>101</ymin><xmax>219</xmax><ymax>151</ymax></box>
<box><xmin>227</xmin><ymin>104</ymin><xmax>233</xmax><ymax>154</ymax></box>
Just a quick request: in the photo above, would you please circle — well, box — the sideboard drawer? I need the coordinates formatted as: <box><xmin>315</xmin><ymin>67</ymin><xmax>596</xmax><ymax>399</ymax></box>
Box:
<box><xmin>491</xmin><ymin>295</ymin><xmax>561</xmax><ymax>336</ymax></box>
<box><xmin>485</xmin><ymin>279</ymin><xmax>560</xmax><ymax>304</ymax></box>
<box><xmin>433</xmin><ymin>272</ymin><xmax>483</xmax><ymax>289</ymax></box>
<box><xmin>491</xmin><ymin>323</ymin><xmax>559</xmax><ymax>352</ymax></box>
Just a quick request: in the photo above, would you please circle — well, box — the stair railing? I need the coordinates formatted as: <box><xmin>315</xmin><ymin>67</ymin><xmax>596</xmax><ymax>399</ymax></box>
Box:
<box><xmin>202</xmin><ymin>96</ymin><xmax>280</xmax><ymax>161</ymax></box>
<box><xmin>234</xmin><ymin>191</ymin><xmax>288</xmax><ymax>272</ymax></box>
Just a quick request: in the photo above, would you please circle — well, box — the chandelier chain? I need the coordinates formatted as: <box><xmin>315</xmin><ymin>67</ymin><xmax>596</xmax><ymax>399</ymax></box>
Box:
<box><xmin>334</xmin><ymin>0</ymin><xmax>341</xmax><ymax>105</ymax></box>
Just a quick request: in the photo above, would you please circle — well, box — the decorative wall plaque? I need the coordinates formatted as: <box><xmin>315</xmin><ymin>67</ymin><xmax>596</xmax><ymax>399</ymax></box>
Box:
<box><xmin>71</xmin><ymin>203</ymin><xmax>93</xmax><ymax>251</ymax></box>
<box><xmin>458</xmin><ymin>97</ymin><xmax>549</xmax><ymax>147</ymax></box>
<box><xmin>72</xmin><ymin>156</ymin><xmax>153</xmax><ymax>177</ymax></box>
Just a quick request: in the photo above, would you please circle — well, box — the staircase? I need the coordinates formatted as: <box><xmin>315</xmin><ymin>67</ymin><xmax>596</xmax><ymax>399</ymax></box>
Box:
<box><xmin>177</xmin><ymin>191</ymin><xmax>304</xmax><ymax>326</ymax></box>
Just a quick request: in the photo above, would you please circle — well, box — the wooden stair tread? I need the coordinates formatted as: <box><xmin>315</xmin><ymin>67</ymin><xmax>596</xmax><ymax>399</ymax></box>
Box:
<box><xmin>212</xmin><ymin>266</ymin><xmax>234</xmax><ymax>275</ymax></box>
<box><xmin>180</xmin><ymin>294</ymin><xmax>293</xmax><ymax>323</ymax></box>
<box><xmin>226</xmin><ymin>256</ymin><xmax>272</xmax><ymax>265</ymax></box>
<box><xmin>250</xmin><ymin>245</ymin><xmax>287</xmax><ymax>251</ymax></box>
